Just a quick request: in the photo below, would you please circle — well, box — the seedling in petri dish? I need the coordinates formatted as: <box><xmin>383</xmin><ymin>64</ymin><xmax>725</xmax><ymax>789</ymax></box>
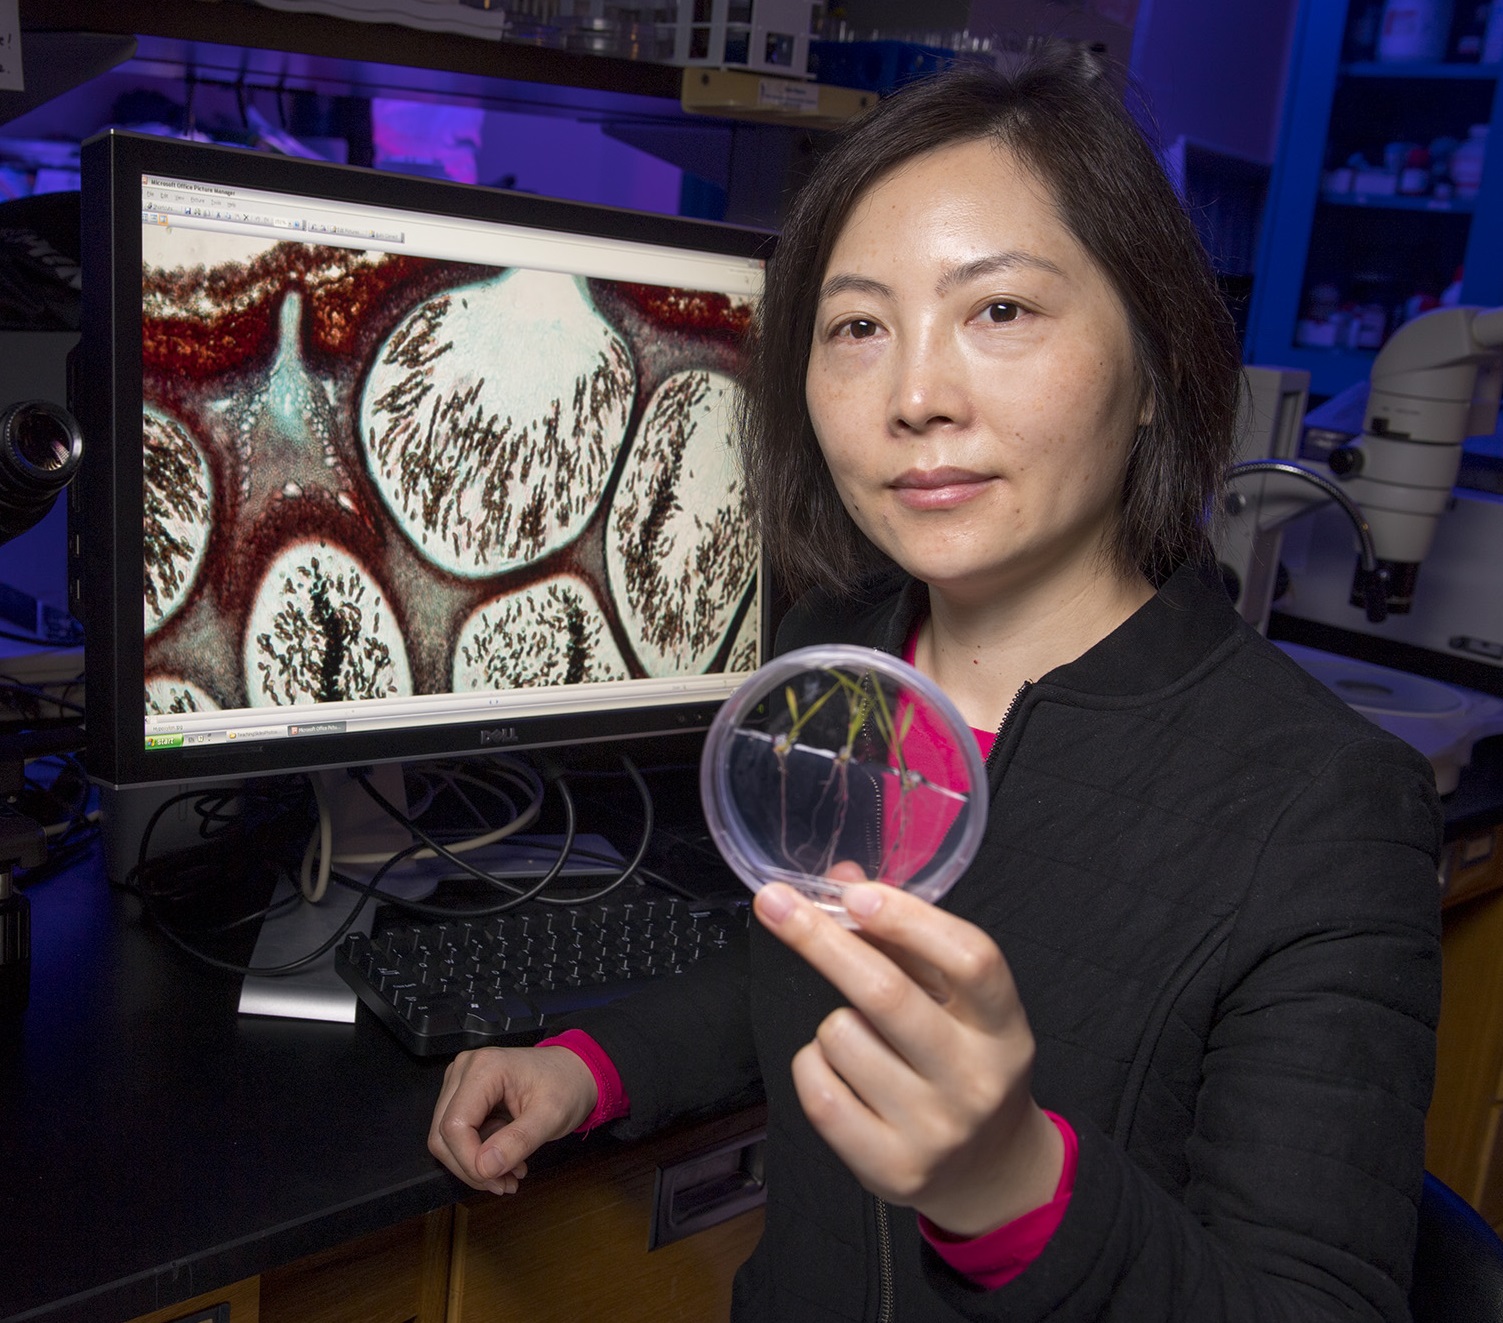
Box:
<box><xmin>702</xmin><ymin>645</ymin><xmax>988</xmax><ymax>918</ymax></box>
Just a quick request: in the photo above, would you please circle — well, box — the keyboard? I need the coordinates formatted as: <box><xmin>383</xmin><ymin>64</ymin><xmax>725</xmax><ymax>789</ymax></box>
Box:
<box><xmin>335</xmin><ymin>882</ymin><xmax>748</xmax><ymax>1056</ymax></box>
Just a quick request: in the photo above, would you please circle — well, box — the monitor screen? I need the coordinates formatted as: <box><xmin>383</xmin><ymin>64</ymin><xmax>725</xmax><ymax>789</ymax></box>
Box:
<box><xmin>73</xmin><ymin>131</ymin><xmax>771</xmax><ymax>791</ymax></box>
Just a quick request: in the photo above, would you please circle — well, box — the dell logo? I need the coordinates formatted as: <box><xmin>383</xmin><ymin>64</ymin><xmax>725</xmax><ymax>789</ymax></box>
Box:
<box><xmin>479</xmin><ymin>727</ymin><xmax>519</xmax><ymax>746</ymax></box>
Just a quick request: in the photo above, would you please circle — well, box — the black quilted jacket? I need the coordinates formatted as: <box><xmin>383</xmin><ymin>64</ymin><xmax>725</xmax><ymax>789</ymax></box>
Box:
<box><xmin>567</xmin><ymin>564</ymin><xmax>1443</xmax><ymax>1321</ymax></box>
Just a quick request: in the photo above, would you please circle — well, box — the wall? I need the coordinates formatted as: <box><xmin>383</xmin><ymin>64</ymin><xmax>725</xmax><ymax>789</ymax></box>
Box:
<box><xmin>474</xmin><ymin>109</ymin><xmax>683</xmax><ymax>212</ymax></box>
<box><xmin>966</xmin><ymin>0</ymin><xmax>1139</xmax><ymax>70</ymax></box>
<box><xmin>837</xmin><ymin>0</ymin><xmax>971</xmax><ymax>34</ymax></box>
<box><xmin>1127</xmin><ymin>0</ymin><xmax>1301</xmax><ymax>163</ymax></box>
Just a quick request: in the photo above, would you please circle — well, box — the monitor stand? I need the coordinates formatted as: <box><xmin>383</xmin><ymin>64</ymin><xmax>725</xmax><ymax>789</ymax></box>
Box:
<box><xmin>238</xmin><ymin>764</ymin><xmax>431</xmax><ymax>1024</ymax></box>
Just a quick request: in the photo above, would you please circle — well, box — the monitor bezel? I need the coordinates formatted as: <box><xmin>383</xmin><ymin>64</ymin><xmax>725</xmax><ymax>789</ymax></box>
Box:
<box><xmin>73</xmin><ymin>129</ymin><xmax>774</xmax><ymax>791</ymax></box>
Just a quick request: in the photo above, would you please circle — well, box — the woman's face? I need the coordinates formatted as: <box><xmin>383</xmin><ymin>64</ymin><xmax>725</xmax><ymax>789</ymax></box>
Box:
<box><xmin>805</xmin><ymin>138</ymin><xmax>1146</xmax><ymax>606</ymax></box>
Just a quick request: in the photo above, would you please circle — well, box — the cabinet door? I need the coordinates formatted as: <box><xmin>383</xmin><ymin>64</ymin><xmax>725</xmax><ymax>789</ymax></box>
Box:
<box><xmin>258</xmin><ymin>1210</ymin><xmax>452</xmax><ymax>1323</ymax></box>
<box><xmin>450</xmin><ymin>1113</ymin><xmax>766</xmax><ymax>1323</ymax></box>
<box><xmin>1247</xmin><ymin>0</ymin><xmax>1503</xmax><ymax>397</ymax></box>
<box><xmin>1427</xmin><ymin>828</ymin><xmax>1503</xmax><ymax>1217</ymax></box>
<box><xmin>125</xmin><ymin>1276</ymin><xmax>259</xmax><ymax>1323</ymax></box>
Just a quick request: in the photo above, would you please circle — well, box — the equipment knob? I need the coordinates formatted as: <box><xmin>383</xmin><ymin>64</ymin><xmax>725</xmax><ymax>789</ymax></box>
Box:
<box><xmin>1327</xmin><ymin>446</ymin><xmax>1364</xmax><ymax>477</ymax></box>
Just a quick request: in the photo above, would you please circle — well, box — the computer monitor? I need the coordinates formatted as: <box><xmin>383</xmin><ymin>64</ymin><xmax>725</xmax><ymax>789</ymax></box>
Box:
<box><xmin>71</xmin><ymin>130</ymin><xmax>771</xmax><ymax>803</ymax></box>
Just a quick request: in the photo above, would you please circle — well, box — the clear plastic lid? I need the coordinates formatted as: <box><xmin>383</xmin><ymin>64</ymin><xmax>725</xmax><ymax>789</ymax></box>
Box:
<box><xmin>700</xmin><ymin>644</ymin><xmax>989</xmax><ymax>917</ymax></box>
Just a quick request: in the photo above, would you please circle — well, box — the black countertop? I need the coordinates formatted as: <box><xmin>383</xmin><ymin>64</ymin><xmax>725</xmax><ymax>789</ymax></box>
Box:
<box><xmin>0</xmin><ymin>849</ymin><xmax>467</xmax><ymax>1323</ymax></box>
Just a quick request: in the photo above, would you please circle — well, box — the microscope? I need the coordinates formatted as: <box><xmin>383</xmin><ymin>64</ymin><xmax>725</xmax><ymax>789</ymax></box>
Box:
<box><xmin>1219</xmin><ymin>304</ymin><xmax>1503</xmax><ymax>634</ymax></box>
<box><xmin>0</xmin><ymin>396</ymin><xmax>84</xmax><ymax>1015</ymax></box>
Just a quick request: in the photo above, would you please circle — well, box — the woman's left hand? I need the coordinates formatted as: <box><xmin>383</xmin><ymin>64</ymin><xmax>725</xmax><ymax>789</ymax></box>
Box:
<box><xmin>754</xmin><ymin>873</ymin><xmax>1064</xmax><ymax>1238</ymax></box>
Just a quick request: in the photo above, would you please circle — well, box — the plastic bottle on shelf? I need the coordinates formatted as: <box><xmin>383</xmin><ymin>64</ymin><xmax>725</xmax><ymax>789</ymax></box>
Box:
<box><xmin>1397</xmin><ymin>286</ymin><xmax>1440</xmax><ymax>329</ymax></box>
<box><xmin>1355</xmin><ymin>301</ymin><xmax>1389</xmax><ymax>348</ymax></box>
<box><xmin>1296</xmin><ymin>282</ymin><xmax>1343</xmax><ymax>348</ymax></box>
<box><xmin>1378</xmin><ymin>0</ymin><xmax>1455</xmax><ymax>61</ymax></box>
<box><xmin>1398</xmin><ymin>145</ymin><xmax>1432</xmax><ymax>193</ymax></box>
<box><xmin>1429</xmin><ymin>134</ymin><xmax>1461</xmax><ymax>196</ymax></box>
<box><xmin>1450</xmin><ymin>124</ymin><xmax>1489</xmax><ymax>197</ymax></box>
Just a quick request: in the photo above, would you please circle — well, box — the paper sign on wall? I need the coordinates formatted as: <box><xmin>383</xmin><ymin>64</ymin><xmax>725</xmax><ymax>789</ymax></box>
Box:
<box><xmin>0</xmin><ymin>0</ymin><xmax>21</xmax><ymax>93</ymax></box>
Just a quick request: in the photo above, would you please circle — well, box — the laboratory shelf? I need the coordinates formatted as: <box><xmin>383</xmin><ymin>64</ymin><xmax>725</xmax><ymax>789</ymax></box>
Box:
<box><xmin>1245</xmin><ymin>0</ymin><xmax>1503</xmax><ymax>399</ymax></box>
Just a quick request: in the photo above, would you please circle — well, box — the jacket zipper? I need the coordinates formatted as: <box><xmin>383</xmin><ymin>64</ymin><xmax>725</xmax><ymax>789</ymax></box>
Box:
<box><xmin>875</xmin><ymin>1197</ymin><xmax>895</xmax><ymax>1323</ymax></box>
<box><xmin>870</xmin><ymin>680</ymin><xmax>1030</xmax><ymax>1322</ymax></box>
<box><xmin>988</xmin><ymin>680</ymin><xmax>1032</xmax><ymax>772</ymax></box>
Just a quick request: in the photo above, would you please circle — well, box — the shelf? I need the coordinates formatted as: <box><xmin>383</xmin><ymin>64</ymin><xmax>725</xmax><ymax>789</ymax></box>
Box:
<box><xmin>1343</xmin><ymin>60</ymin><xmax>1501</xmax><ymax>79</ymax></box>
<box><xmin>18</xmin><ymin>0</ymin><xmax>877</xmax><ymax>135</ymax></box>
<box><xmin>1320</xmin><ymin>191</ymin><xmax>1477</xmax><ymax>213</ymax></box>
<box><xmin>19</xmin><ymin>0</ymin><xmax>687</xmax><ymax>114</ymax></box>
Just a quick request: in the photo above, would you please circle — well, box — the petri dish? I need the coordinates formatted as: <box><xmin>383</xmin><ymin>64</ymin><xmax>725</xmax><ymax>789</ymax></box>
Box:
<box><xmin>700</xmin><ymin>644</ymin><xmax>988</xmax><ymax>918</ymax></box>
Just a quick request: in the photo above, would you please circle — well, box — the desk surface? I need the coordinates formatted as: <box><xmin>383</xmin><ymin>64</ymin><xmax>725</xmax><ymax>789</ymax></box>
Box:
<box><xmin>0</xmin><ymin>849</ymin><xmax>467</xmax><ymax>1323</ymax></box>
<box><xmin>5</xmin><ymin>747</ymin><xmax>1503</xmax><ymax>1323</ymax></box>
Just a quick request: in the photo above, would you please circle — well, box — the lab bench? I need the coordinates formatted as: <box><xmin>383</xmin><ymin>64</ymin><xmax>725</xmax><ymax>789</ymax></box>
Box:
<box><xmin>3</xmin><ymin>738</ymin><xmax>1502</xmax><ymax>1323</ymax></box>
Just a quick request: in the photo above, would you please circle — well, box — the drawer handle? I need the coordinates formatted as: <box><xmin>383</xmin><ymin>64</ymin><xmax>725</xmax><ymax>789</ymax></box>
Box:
<box><xmin>650</xmin><ymin>1129</ymin><xmax>767</xmax><ymax>1249</ymax></box>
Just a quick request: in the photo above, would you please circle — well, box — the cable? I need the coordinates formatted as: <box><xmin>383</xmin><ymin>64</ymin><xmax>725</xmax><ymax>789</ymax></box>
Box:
<box><xmin>514</xmin><ymin>840</ymin><xmax>700</xmax><ymax>902</ymax></box>
<box><xmin>351</xmin><ymin>762</ymin><xmax>559</xmax><ymax>901</ymax></box>
<box><xmin>298</xmin><ymin>770</ymin><xmax>335</xmax><ymax>903</ymax></box>
<box><xmin>530</xmin><ymin>755</ymin><xmax>653</xmax><ymax>906</ymax></box>
<box><xmin>326</xmin><ymin>756</ymin><xmax>544</xmax><ymax>866</ymax></box>
<box><xmin>141</xmin><ymin>838</ymin><xmax>423</xmax><ymax>977</ymax></box>
<box><xmin>121</xmin><ymin>766</ymin><xmax>549</xmax><ymax>977</ymax></box>
<box><xmin>353</xmin><ymin>754</ymin><xmax>666</xmax><ymax>910</ymax></box>
<box><xmin>335</xmin><ymin>771</ymin><xmax>579</xmax><ymax>919</ymax></box>
<box><xmin>0</xmin><ymin>679</ymin><xmax>85</xmax><ymax>716</ymax></box>
<box><xmin>121</xmin><ymin>772</ymin><xmax>407</xmax><ymax>975</ymax></box>
<box><xmin>119</xmin><ymin>784</ymin><xmax>288</xmax><ymax>902</ymax></box>
<box><xmin>1223</xmin><ymin>457</ymin><xmax>1392</xmax><ymax>623</ymax></box>
<box><xmin>129</xmin><ymin>786</ymin><xmax>222</xmax><ymax>895</ymax></box>
<box><xmin>124</xmin><ymin>752</ymin><xmax>678</xmax><ymax>978</ymax></box>
<box><xmin>296</xmin><ymin>756</ymin><xmax>543</xmax><ymax>902</ymax></box>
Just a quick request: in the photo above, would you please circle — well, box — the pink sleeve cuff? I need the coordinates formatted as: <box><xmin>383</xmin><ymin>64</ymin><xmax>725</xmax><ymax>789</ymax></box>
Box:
<box><xmin>918</xmin><ymin>1110</ymin><xmax>1079</xmax><ymax>1290</ymax></box>
<box><xmin>536</xmin><ymin>1028</ymin><xmax>631</xmax><ymax>1132</ymax></box>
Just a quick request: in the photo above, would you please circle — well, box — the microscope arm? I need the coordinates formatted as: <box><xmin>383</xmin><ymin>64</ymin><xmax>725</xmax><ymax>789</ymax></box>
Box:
<box><xmin>1223</xmin><ymin>459</ymin><xmax>1388</xmax><ymax>624</ymax></box>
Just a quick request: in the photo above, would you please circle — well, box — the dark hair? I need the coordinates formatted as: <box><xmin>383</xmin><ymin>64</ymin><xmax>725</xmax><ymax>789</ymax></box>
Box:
<box><xmin>738</xmin><ymin>45</ymin><xmax>1243</xmax><ymax>597</ymax></box>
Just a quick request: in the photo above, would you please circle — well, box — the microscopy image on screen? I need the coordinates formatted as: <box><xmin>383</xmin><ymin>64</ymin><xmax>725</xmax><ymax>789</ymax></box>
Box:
<box><xmin>144</xmin><ymin>676</ymin><xmax>219</xmax><ymax>717</ymax></box>
<box><xmin>143</xmin><ymin>406</ymin><xmax>213</xmax><ymax>634</ymax></box>
<box><xmin>453</xmin><ymin>575</ymin><xmax>630</xmax><ymax>691</ymax></box>
<box><xmin>361</xmin><ymin>269</ymin><xmax>636</xmax><ymax>578</ymax></box>
<box><xmin>138</xmin><ymin>229</ymin><xmax>758</xmax><ymax>718</ymax></box>
<box><xmin>245</xmin><ymin>539</ymin><xmax>414</xmax><ymax>706</ymax></box>
<box><xmin>607</xmin><ymin>367</ymin><xmax>752</xmax><ymax>676</ymax></box>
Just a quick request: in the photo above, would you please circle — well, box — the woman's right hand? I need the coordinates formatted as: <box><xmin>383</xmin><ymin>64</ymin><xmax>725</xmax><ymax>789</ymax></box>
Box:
<box><xmin>428</xmin><ymin>1044</ymin><xmax>599</xmax><ymax>1195</ymax></box>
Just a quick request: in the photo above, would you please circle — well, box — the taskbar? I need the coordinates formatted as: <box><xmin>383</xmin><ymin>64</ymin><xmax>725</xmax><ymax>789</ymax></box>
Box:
<box><xmin>141</xmin><ymin>672</ymin><xmax>748</xmax><ymax>753</ymax></box>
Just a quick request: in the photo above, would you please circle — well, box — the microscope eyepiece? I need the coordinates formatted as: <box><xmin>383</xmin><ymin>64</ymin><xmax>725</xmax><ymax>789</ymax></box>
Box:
<box><xmin>0</xmin><ymin>401</ymin><xmax>82</xmax><ymax>486</ymax></box>
<box><xmin>0</xmin><ymin>400</ymin><xmax>84</xmax><ymax>547</ymax></box>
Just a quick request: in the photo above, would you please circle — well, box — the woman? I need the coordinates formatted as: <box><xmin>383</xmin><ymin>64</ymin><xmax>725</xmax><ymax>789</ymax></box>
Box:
<box><xmin>430</xmin><ymin>47</ymin><xmax>1443</xmax><ymax>1321</ymax></box>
